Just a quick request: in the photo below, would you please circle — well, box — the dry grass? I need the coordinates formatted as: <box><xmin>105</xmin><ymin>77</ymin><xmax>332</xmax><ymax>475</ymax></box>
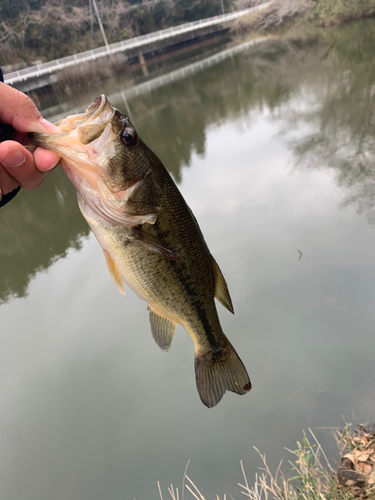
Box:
<box><xmin>314</xmin><ymin>0</ymin><xmax>375</xmax><ymax>26</ymax></box>
<box><xmin>231</xmin><ymin>0</ymin><xmax>314</xmax><ymax>33</ymax></box>
<box><xmin>335</xmin><ymin>423</ymin><xmax>375</xmax><ymax>499</ymax></box>
<box><xmin>157</xmin><ymin>425</ymin><xmax>375</xmax><ymax>500</ymax></box>
<box><xmin>231</xmin><ymin>0</ymin><xmax>375</xmax><ymax>33</ymax></box>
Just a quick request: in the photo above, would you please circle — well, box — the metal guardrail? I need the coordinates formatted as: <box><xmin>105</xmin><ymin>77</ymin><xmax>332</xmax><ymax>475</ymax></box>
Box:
<box><xmin>118</xmin><ymin>36</ymin><xmax>271</xmax><ymax>101</ymax></box>
<box><xmin>4</xmin><ymin>2</ymin><xmax>274</xmax><ymax>85</ymax></box>
<box><xmin>41</xmin><ymin>35</ymin><xmax>272</xmax><ymax>124</ymax></box>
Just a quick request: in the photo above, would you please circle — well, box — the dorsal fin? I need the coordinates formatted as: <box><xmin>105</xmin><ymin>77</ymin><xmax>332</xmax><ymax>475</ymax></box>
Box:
<box><xmin>103</xmin><ymin>250</ymin><xmax>126</xmax><ymax>295</ymax></box>
<box><xmin>211</xmin><ymin>255</ymin><xmax>234</xmax><ymax>314</ymax></box>
<box><xmin>148</xmin><ymin>306</ymin><xmax>177</xmax><ymax>352</ymax></box>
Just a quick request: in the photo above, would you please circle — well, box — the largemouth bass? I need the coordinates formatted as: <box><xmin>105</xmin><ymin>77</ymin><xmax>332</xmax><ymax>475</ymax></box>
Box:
<box><xmin>30</xmin><ymin>95</ymin><xmax>251</xmax><ymax>407</ymax></box>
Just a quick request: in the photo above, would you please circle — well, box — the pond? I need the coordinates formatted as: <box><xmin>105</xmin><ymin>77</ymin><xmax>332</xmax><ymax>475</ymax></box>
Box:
<box><xmin>1</xmin><ymin>19</ymin><xmax>375</xmax><ymax>499</ymax></box>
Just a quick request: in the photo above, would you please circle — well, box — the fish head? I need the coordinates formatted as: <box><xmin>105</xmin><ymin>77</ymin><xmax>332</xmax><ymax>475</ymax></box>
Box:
<box><xmin>29</xmin><ymin>95</ymin><xmax>163</xmax><ymax>225</ymax></box>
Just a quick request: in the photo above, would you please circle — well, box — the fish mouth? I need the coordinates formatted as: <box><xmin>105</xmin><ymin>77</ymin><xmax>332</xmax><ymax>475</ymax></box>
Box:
<box><xmin>29</xmin><ymin>94</ymin><xmax>116</xmax><ymax>164</ymax></box>
<box><xmin>54</xmin><ymin>94</ymin><xmax>115</xmax><ymax>136</ymax></box>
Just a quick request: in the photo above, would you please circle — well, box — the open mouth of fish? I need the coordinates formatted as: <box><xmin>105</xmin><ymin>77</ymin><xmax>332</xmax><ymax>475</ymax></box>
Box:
<box><xmin>29</xmin><ymin>95</ymin><xmax>156</xmax><ymax>226</ymax></box>
<box><xmin>30</xmin><ymin>94</ymin><xmax>118</xmax><ymax>166</ymax></box>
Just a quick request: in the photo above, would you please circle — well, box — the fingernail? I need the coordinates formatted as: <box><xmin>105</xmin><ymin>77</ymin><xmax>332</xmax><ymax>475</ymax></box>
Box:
<box><xmin>0</xmin><ymin>148</ymin><xmax>26</xmax><ymax>168</ymax></box>
<box><xmin>45</xmin><ymin>159</ymin><xmax>60</xmax><ymax>171</ymax></box>
<box><xmin>39</xmin><ymin>117</ymin><xmax>62</xmax><ymax>134</ymax></box>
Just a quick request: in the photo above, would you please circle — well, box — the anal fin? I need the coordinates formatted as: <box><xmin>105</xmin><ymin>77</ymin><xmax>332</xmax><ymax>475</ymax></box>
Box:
<box><xmin>103</xmin><ymin>250</ymin><xmax>126</xmax><ymax>295</ymax></box>
<box><xmin>148</xmin><ymin>306</ymin><xmax>177</xmax><ymax>352</ymax></box>
<box><xmin>211</xmin><ymin>255</ymin><xmax>234</xmax><ymax>314</ymax></box>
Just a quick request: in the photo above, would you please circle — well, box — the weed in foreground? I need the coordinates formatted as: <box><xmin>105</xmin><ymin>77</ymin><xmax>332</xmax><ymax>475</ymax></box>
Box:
<box><xmin>157</xmin><ymin>425</ymin><xmax>375</xmax><ymax>500</ymax></box>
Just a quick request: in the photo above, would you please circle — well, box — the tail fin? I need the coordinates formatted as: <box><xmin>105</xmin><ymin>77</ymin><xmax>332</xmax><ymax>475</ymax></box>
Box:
<box><xmin>195</xmin><ymin>345</ymin><xmax>252</xmax><ymax>408</ymax></box>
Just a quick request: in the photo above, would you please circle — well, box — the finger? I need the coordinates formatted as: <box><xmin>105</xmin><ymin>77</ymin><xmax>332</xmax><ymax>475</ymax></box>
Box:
<box><xmin>0</xmin><ymin>141</ymin><xmax>46</xmax><ymax>190</ymax></box>
<box><xmin>6</xmin><ymin>131</ymin><xmax>37</xmax><ymax>154</ymax></box>
<box><xmin>11</xmin><ymin>130</ymin><xmax>28</xmax><ymax>144</ymax></box>
<box><xmin>0</xmin><ymin>164</ymin><xmax>19</xmax><ymax>201</ymax></box>
<box><xmin>0</xmin><ymin>83</ymin><xmax>61</xmax><ymax>134</ymax></box>
<box><xmin>21</xmin><ymin>135</ymin><xmax>60</xmax><ymax>170</ymax></box>
<box><xmin>33</xmin><ymin>147</ymin><xmax>60</xmax><ymax>172</ymax></box>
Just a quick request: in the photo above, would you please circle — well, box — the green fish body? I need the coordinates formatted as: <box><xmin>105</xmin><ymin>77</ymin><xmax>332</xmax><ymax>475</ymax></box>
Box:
<box><xmin>30</xmin><ymin>95</ymin><xmax>251</xmax><ymax>407</ymax></box>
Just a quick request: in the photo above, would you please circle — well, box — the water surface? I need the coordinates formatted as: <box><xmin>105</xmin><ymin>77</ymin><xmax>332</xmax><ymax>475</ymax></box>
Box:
<box><xmin>1</xmin><ymin>20</ymin><xmax>375</xmax><ymax>499</ymax></box>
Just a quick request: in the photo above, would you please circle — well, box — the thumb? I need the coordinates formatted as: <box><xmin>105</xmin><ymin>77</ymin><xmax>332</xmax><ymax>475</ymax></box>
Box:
<box><xmin>0</xmin><ymin>83</ymin><xmax>61</xmax><ymax>134</ymax></box>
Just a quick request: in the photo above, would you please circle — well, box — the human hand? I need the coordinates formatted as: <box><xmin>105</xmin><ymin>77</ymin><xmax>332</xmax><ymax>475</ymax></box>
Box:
<box><xmin>0</xmin><ymin>82</ymin><xmax>62</xmax><ymax>205</ymax></box>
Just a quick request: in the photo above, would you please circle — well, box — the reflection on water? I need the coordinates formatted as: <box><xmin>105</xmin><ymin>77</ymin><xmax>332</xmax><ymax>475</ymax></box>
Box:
<box><xmin>1</xmin><ymin>20</ymin><xmax>375</xmax><ymax>500</ymax></box>
<box><xmin>270</xmin><ymin>21</ymin><xmax>375</xmax><ymax>223</ymax></box>
<box><xmin>0</xmin><ymin>169</ymin><xmax>89</xmax><ymax>303</ymax></box>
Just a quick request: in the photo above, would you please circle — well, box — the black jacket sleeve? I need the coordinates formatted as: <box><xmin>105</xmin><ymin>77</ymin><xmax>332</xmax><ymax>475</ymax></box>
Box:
<box><xmin>0</xmin><ymin>68</ymin><xmax>21</xmax><ymax>207</ymax></box>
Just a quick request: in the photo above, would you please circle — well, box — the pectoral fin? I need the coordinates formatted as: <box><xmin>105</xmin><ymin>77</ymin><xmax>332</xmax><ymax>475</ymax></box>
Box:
<box><xmin>127</xmin><ymin>228</ymin><xmax>182</xmax><ymax>262</ymax></box>
<box><xmin>148</xmin><ymin>306</ymin><xmax>177</xmax><ymax>352</ymax></box>
<box><xmin>211</xmin><ymin>255</ymin><xmax>234</xmax><ymax>314</ymax></box>
<box><xmin>103</xmin><ymin>250</ymin><xmax>126</xmax><ymax>295</ymax></box>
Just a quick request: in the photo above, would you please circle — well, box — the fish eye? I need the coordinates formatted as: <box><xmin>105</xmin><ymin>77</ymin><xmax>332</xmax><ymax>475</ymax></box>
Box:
<box><xmin>121</xmin><ymin>126</ymin><xmax>137</xmax><ymax>147</ymax></box>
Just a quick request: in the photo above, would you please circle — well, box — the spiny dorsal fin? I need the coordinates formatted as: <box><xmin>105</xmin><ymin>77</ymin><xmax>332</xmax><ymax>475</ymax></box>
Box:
<box><xmin>148</xmin><ymin>306</ymin><xmax>177</xmax><ymax>352</ymax></box>
<box><xmin>103</xmin><ymin>250</ymin><xmax>126</xmax><ymax>295</ymax></box>
<box><xmin>211</xmin><ymin>255</ymin><xmax>234</xmax><ymax>314</ymax></box>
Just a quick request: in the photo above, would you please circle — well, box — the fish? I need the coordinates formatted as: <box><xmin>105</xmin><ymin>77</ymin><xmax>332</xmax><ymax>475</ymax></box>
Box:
<box><xmin>29</xmin><ymin>95</ymin><xmax>252</xmax><ymax>407</ymax></box>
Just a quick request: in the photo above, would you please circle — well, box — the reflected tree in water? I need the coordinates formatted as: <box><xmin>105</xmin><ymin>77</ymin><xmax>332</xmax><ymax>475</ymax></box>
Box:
<box><xmin>0</xmin><ymin>169</ymin><xmax>89</xmax><ymax>303</ymax></box>
<box><xmin>268</xmin><ymin>21</ymin><xmax>375</xmax><ymax>223</ymax></box>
